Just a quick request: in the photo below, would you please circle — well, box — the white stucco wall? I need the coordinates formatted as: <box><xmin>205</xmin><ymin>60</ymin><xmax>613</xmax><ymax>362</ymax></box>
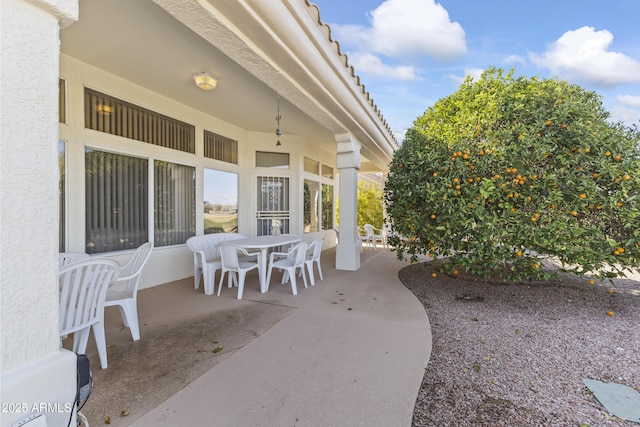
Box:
<box><xmin>1</xmin><ymin>1</ymin><xmax>79</xmax><ymax>425</ymax></box>
<box><xmin>59</xmin><ymin>55</ymin><xmax>337</xmax><ymax>290</ymax></box>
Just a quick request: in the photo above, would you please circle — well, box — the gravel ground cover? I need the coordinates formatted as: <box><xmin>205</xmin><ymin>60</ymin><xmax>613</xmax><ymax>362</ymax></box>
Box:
<box><xmin>399</xmin><ymin>260</ymin><xmax>640</xmax><ymax>427</ymax></box>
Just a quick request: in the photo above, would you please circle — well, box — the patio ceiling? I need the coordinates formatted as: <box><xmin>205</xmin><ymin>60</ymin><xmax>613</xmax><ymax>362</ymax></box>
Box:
<box><xmin>60</xmin><ymin>0</ymin><xmax>397</xmax><ymax>171</ymax></box>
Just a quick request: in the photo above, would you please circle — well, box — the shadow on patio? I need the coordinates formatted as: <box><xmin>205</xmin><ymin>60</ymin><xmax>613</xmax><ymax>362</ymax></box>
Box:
<box><xmin>73</xmin><ymin>246</ymin><xmax>431</xmax><ymax>426</ymax></box>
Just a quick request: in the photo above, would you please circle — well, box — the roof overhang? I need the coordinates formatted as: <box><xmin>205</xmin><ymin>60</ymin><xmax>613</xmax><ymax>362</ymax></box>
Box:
<box><xmin>60</xmin><ymin>0</ymin><xmax>397</xmax><ymax>170</ymax></box>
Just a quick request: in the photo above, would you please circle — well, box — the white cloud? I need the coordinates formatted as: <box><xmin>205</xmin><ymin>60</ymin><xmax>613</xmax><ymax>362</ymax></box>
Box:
<box><xmin>447</xmin><ymin>68</ymin><xmax>485</xmax><ymax>85</ymax></box>
<box><xmin>332</xmin><ymin>0</ymin><xmax>467</xmax><ymax>61</ymax></box>
<box><xmin>609</xmin><ymin>105</ymin><xmax>640</xmax><ymax>126</ymax></box>
<box><xmin>504</xmin><ymin>54</ymin><xmax>526</xmax><ymax>65</ymax></box>
<box><xmin>529</xmin><ymin>26</ymin><xmax>640</xmax><ymax>87</ymax></box>
<box><xmin>617</xmin><ymin>94</ymin><xmax>640</xmax><ymax>108</ymax></box>
<box><xmin>465</xmin><ymin>68</ymin><xmax>485</xmax><ymax>81</ymax></box>
<box><xmin>347</xmin><ymin>52</ymin><xmax>418</xmax><ymax>80</ymax></box>
<box><xmin>611</xmin><ymin>95</ymin><xmax>640</xmax><ymax>126</ymax></box>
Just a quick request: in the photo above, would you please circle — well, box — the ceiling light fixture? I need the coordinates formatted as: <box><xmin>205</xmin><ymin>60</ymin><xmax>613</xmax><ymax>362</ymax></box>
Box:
<box><xmin>275</xmin><ymin>93</ymin><xmax>282</xmax><ymax>146</ymax></box>
<box><xmin>193</xmin><ymin>72</ymin><xmax>218</xmax><ymax>91</ymax></box>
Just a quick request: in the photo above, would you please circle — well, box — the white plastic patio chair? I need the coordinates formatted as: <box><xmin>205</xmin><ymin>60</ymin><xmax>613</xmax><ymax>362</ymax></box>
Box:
<box><xmin>336</xmin><ymin>226</ymin><xmax>363</xmax><ymax>252</ymax></box>
<box><xmin>383</xmin><ymin>223</ymin><xmax>393</xmax><ymax>248</ymax></box>
<box><xmin>304</xmin><ymin>238</ymin><xmax>324</xmax><ymax>286</ymax></box>
<box><xmin>104</xmin><ymin>242</ymin><xmax>153</xmax><ymax>341</ymax></box>
<box><xmin>363</xmin><ymin>224</ymin><xmax>384</xmax><ymax>250</ymax></box>
<box><xmin>217</xmin><ymin>245</ymin><xmax>261</xmax><ymax>300</ymax></box>
<box><xmin>186</xmin><ymin>235</ymin><xmax>220</xmax><ymax>294</ymax></box>
<box><xmin>186</xmin><ymin>233</ymin><xmax>247</xmax><ymax>295</ymax></box>
<box><xmin>266</xmin><ymin>241</ymin><xmax>308</xmax><ymax>295</ymax></box>
<box><xmin>59</xmin><ymin>258</ymin><xmax>120</xmax><ymax>369</ymax></box>
<box><xmin>58</xmin><ymin>252</ymin><xmax>90</xmax><ymax>267</ymax></box>
<box><xmin>357</xmin><ymin>226</ymin><xmax>366</xmax><ymax>252</ymax></box>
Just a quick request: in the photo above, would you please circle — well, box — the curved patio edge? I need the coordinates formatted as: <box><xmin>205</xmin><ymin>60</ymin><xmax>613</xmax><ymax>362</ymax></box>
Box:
<box><xmin>131</xmin><ymin>248</ymin><xmax>432</xmax><ymax>427</ymax></box>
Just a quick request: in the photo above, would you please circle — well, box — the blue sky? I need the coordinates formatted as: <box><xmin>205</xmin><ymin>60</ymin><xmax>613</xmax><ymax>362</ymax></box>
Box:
<box><xmin>313</xmin><ymin>0</ymin><xmax>640</xmax><ymax>142</ymax></box>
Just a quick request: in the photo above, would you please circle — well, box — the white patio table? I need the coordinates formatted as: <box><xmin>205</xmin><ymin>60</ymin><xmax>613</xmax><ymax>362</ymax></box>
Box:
<box><xmin>217</xmin><ymin>234</ymin><xmax>301</xmax><ymax>293</ymax></box>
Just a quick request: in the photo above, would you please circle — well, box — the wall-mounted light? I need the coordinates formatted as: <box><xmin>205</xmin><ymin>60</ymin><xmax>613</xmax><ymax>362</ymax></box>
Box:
<box><xmin>96</xmin><ymin>104</ymin><xmax>113</xmax><ymax>115</ymax></box>
<box><xmin>193</xmin><ymin>72</ymin><xmax>218</xmax><ymax>91</ymax></box>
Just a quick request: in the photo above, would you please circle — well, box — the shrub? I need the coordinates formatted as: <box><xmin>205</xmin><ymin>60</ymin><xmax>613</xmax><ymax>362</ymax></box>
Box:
<box><xmin>358</xmin><ymin>180</ymin><xmax>384</xmax><ymax>227</ymax></box>
<box><xmin>384</xmin><ymin>68</ymin><xmax>640</xmax><ymax>281</ymax></box>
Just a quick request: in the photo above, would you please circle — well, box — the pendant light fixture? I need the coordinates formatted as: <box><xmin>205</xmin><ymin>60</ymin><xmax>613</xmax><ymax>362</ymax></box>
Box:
<box><xmin>275</xmin><ymin>93</ymin><xmax>282</xmax><ymax>146</ymax></box>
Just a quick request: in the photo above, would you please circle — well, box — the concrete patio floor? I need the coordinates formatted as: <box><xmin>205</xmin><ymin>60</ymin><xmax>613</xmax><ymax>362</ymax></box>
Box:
<box><xmin>75</xmin><ymin>246</ymin><xmax>432</xmax><ymax>426</ymax></box>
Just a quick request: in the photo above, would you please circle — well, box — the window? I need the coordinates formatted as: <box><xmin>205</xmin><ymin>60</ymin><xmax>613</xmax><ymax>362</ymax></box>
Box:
<box><xmin>154</xmin><ymin>161</ymin><xmax>195</xmax><ymax>247</ymax></box>
<box><xmin>303</xmin><ymin>158</ymin><xmax>334</xmax><ymax>233</ymax></box>
<box><xmin>304</xmin><ymin>157</ymin><xmax>319</xmax><ymax>174</ymax></box>
<box><xmin>304</xmin><ymin>180</ymin><xmax>319</xmax><ymax>232</ymax></box>
<box><xmin>84</xmin><ymin>88</ymin><xmax>195</xmax><ymax>153</ymax></box>
<box><xmin>85</xmin><ymin>149</ymin><xmax>148</xmax><ymax>253</ymax></box>
<box><xmin>85</xmin><ymin>149</ymin><xmax>195</xmax><ymax>252</ymax></box>
<box><xmin>203</xmin><ymin>169</ymin><xmax>238</xmax><ymax>233</ymax></box>
<box><xmin>256</xmin><ymin>151</ymin><xmax>289</xmax><ymax>168</ymax></box>
<box><xmin>59</xmin><ymin>141</ymin><xmax>65</xmax><ymax>251</ymax></box>
<box><xmin>322</xmin><ymin>184</ymin><xmax>334</xmax><ymax>230</ymax></box>
<box><xmin>322</xmin><ymin>165</ymin><xmax>334</xmax><ymax>179</ymax></box>
<box><xmin>204</xmin><ymin>131</ymin><xmax>238</xmax><ymax>164</ymax></box>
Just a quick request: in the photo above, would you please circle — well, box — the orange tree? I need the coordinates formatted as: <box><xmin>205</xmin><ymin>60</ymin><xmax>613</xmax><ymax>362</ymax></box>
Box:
<box><xmin>384</xmin><ymin>68</ymin><xmax>640</xmax><ymax>281</ymax></box>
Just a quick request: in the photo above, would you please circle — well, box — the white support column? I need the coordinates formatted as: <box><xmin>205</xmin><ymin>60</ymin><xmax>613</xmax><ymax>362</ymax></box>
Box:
<box><xmin>335</xmin><ymin>133</ymin><xmax>361</xmax><ymax>271</ymax></box>
<box><xmin>1</xmin><ymin>1</ymin><xmax>79</xmax><ymax>426</ymax></box>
